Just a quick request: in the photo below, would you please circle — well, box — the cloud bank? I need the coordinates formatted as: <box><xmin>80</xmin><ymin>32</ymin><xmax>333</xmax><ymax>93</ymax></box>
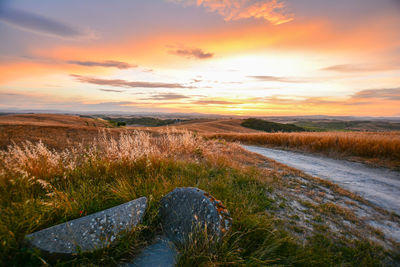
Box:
<box><xmin>169</xmin><ymin>0</ymin><xmax>293</xmax><ymax>25</ymax></box>
<box><xmin>71</xmin><ymin>74</ymin><xmax>194</xmax><ymax>89</ymax></box>
<box><xmin>352</xmin><ymin>88</ymin><xmax>400</xmax><ymax>100</ymax></box>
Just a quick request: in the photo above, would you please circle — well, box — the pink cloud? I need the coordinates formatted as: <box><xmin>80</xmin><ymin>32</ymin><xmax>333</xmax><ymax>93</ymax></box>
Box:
<box><xmin>169</xmin><ymin>0</ymin><xmax>293</xmax><ymax>25</ymax></box>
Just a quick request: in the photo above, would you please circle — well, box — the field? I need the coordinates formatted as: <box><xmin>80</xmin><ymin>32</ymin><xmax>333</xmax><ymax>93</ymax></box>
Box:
<box><xmin>154</xmin><ymin>118</ymin><xmax>261</xmax><ymax>134</ymax></box>
<box><xmin>1</xmin><ymin>114</ymin><xmax>399</xmax><ymax>266</ymax></box>
<box><xmin>154</xmin><ymin>117</ymin><xmax>400</xmax><ymax>169</ymax></box>
<box><xmin>205</xmin><ymin>131</ymin><xmax>400</xmax><ymax>170</ymax></box>
<box><xmin>0</xmin><ymin>114</ymin><xmax>121</xmax><ymax>149</ymax></box>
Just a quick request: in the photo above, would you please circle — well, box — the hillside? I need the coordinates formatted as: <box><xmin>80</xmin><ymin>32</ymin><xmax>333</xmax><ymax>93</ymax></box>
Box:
<box><xmin>0</xmin><ymin>115</ymin><xmax>261</xmax><ymax>150</ymax></box>
<box><xmin>156</xmin><ymin>119</ymin><xmax>262</xmax><ymax>133</ymax></box>
<box><xmin>0</xmin><ymin>114</ymin><xmax>116</xmax><ymax>149</ymax></box>
<box><xmin>101</xmin><ymin>116</ymin><xmax>183</xmax><ymax>127</ymax></box>
<box><xmin>0</xmin><ymin>113</ymin><xmax>111</xmax><ymax>127</ymax></box>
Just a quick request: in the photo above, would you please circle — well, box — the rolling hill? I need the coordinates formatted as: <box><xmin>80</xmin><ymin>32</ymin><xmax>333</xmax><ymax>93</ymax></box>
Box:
<box><xmin>153</xmin><ymin>119</ymin><xmax>262</xmax><ymax>133</ymax></box>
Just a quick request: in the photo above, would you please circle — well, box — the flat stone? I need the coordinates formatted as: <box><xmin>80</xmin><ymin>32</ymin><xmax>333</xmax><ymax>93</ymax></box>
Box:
<box><xmin>159</xmin><ymin>187</ymin><xmax>231</xmax><ymax>245</ymax></box>
<box><xmin>25</xmin><ymin>197</ymin><xmax>147</xmax><ymax>256</ymax></box>
<box><xmin>124</xmin><ymin>236</ymin><xmax>177</xmax><ymax>267</ymax></box>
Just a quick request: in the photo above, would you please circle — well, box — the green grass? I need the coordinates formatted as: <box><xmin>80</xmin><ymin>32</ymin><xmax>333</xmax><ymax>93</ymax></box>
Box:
<box><xmin>0</xmin><ymin>132</ymin><xmax>394</xmax><ymax>266</ymax></box>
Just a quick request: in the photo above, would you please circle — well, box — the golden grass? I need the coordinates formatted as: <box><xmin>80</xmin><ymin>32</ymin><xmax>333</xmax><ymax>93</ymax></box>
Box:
<box><xmin>2</xmin><ymin>114</ymin><xmax>399</xmax><ymax>169</ymax></box>
<box><xmin>205</xmin><ymin>131</ymin><xmax>400</xmax><ymax>168</ymax></box>
<box><xmin>0</xmin><ymin>129</ymin><xmax>284</xmax><ymax>265</ymax></box>
<box><xmin>0</xmin><ymin>126</ymin><xmax>394</xmax><ymax>265</ymax></box>
<box><xmin>0</xmin><ymin>114</ymin><xmax>116</xmax><ymax>150</ymax></box>
<box><xmin>152</xmin><ymin>119</ymin><xmax>261</xmax><ymax>134</ymax></box>
<box><xmin>0</xmin><ymin>113</ymin><xmax>111</xmax><ymax>127</ymax></box>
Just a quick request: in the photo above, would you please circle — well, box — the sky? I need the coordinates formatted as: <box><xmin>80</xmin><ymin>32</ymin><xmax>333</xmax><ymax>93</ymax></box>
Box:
<box><xmin>0</xmin><ymin>0</ymin><xmax>400</xmax><ymax>116</ymax></box>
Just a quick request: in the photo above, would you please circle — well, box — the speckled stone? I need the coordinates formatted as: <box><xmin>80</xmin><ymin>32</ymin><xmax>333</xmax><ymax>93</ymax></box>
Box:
<box><xmin>25</xmin><ymin>197</ymin><xmax>147</xmax><ymax>256</ymax></box>
<box><xmin>159</xmin><ymin>187</ymin><xmax>231</xmax><ymax>245</ymax></box>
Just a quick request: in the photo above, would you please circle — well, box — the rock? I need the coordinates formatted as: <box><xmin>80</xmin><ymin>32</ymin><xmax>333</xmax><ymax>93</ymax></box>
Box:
<box><xmin>159</xmin><ymin>187</ymin><xmax>231</xmax><ymax>245</ymax></box>
<box><xmin>25</xmin><ymin>197</ymin><xmax>147</xmax><ymax>257</ymax></box>
<box><xmin>124</xmin><ymin>236</ymin><xmax>177</xmax><ymax>267</ymax></box>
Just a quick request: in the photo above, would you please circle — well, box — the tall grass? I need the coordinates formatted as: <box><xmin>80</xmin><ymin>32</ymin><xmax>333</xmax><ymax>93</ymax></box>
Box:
<box><xmin>206</xmin><ymin>131</ymin><xmax>400</xmax><ymax>168</ymax></box>
<box><xmin>0</xmin><ymin>130</ymin><xmax>391</xmax><ymax>266</ymax></box>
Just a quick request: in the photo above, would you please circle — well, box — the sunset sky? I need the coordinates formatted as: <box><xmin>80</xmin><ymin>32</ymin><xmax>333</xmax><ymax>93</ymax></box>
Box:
<box><xmin>0</xmin><ymin>0</ymin><xmax>399</xmax><ymax>116</ymax></box>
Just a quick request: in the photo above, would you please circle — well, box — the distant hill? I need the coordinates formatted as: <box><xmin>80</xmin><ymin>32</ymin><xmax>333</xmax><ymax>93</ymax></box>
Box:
<box><xmin>241</xmin><ymin>118</ymin><xmax>306</xmax><ymax>132</ymax></box>
<box><xmin>101</xmin><ymin>116</ymin><xmax>183</xmax><ymax>127</ymax></box>
<box><xmin>157</xmin><ymin>119</ymin><xmax>262</xmax><ymax>133</ymax></box>
<box><xmin>294</xmin><ymin>120</ymin><xmax>400</xmax><ymax>132</ymax></box>
<box><xmin>0</xmin><ymin>113</ymin><xmax>112</xmax><ymax>128</ymax></box>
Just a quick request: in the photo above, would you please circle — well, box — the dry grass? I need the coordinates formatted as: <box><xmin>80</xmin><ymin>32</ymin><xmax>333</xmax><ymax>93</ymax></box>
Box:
<box><xmin>205</xmin><ymin>131</ymin><xmax>400</xmax><ymax>169</ymax></box>
<box><xmin>0</xmin><ymin>116</ymin><xmax>255</xmax><ymax>150</ymax></box>
<box><xmin>0</xmin><ymin>129</ymin><xmax>247</xmax><ymax>265</ymax></box>
<box><xmin>0</xmin><ymin>128</ymin><xmax>393</xmax><ymax>266</ymax></box>
<box><xmin>0</xmin><ymin>114</ymin><xmax>398</xmax><ymax>265</ymax></box>
<box><xmin>152</xmin><ymin>119</ymin><xmax>261</xmax><ymax>134</ymax></box>
<box><xmin>0</xmin><ymin>113</ymin><xmax>111</xmax><ymax>128</ymax></box>
<box><xmin>0</xmin><ymin>114</ymin><xmax>134</xmax><ymax>150</ymax></box>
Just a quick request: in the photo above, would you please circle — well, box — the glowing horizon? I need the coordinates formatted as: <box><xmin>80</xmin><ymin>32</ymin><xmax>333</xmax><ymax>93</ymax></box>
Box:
<box><xmin>1</xmin><ymin>0</ymin><xmax>400</xmax><ymax>116</ymax></box>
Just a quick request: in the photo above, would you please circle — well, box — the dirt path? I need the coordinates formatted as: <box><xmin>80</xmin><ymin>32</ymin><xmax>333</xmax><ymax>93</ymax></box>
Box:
<box><xmin>242</xmin><ymin>145</ymin><xmax>400</xmax><ymax>250</ymax></box>
<box><xmin>243</xmin><ymin>145</ymin><xmax>400</xmax><ymax>216</ymax></box>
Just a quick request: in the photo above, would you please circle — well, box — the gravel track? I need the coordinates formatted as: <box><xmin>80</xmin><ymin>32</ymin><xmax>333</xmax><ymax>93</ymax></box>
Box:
<box><xmin>243</xmin><ymin>145</ymin><xmax>400</xmax><ymax>216</ymax></box>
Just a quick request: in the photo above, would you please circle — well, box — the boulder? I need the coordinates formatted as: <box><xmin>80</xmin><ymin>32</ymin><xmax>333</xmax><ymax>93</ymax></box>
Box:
<box><xmin>25</xmin><ymin>197</ymin><xmax>147</xmax><ymax>256</ymax></box>
<box><xmin>159</xmin><ymin>187</ymin><xmax>231</xmax><ymax>245</ymax></box>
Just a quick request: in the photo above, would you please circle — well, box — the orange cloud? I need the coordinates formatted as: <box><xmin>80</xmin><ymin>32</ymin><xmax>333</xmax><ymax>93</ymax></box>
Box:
<box><xmin>168</xmin><ymin>46</ymin><xmax>214</xmax><ymax>59</ymax></box>
<box><xmin>170</xmin><ymin>0</ymin><xmax>293</xmax><ymax>25</ymax></box>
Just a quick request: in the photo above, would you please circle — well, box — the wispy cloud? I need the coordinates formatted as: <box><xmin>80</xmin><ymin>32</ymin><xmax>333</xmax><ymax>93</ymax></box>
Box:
<box><xmin>168</xmin><ymin>0</ymin><xmax>293</xmax><ymax>25</ymax></box>
<box><xmin>67</xmin><ymin>60</ymin><xmax>136</xmax><ymax>69</ymax></box>
<box><xmin>248</xmin><ymin>75</ymin><xmax>307</xmax><ymax>83</ymax></box>
<box><xmin>142</xmin><ymin>93</ymin><xmax>190</xmax><ymax>100</ymax></box>
<box><xmin>98</xmin><ymin>89</ymin><xmax>125</xmax><ymax>93</ymax></box>
<box><xmin>20</xmin><ymin>55</ymin><xmax>136</xmax><ymax>69</ymax></box>
<box><xmin>0</xmin><ymin>7</ymin><xmax>93</xmax><ymax>39</ymax></box>
<box><xmin>0</xmin><ymin>92</ymin><xmax>168</xmax><ymax>112</ymax></box>
<box><xmin>169</xmin><ymin>47</ymin><xmax>214</xmax><ymax>59</ymax></box>
<box><xmin>321</xmin><ymin>64</ymin><xmax>391</xmax><ymax>72</ymax></box>
<box><xmin>352</xmin><ymin>88</ymin><xmax>400</xmax><ymax>100</ymax></box>
<box><xmin>192</xmin><ymin>100</ymin><xmax>237</xmax><ymax>105</ymax></box>
<box><xmin>71</xmin><ymin>74</ymin><xmax>195</xmax><ymax>89</ymax></box>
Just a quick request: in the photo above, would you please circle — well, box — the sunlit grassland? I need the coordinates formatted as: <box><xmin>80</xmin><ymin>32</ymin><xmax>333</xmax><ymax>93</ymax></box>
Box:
<box><xmin>0</xmin><ymin>130</ymin><xmax>393</xmax><ymax>266</ymax></box>
<box><xmin>205</xmin><ymin>131</ymin><xmax>400</xmax><ymax>169</ymax></box>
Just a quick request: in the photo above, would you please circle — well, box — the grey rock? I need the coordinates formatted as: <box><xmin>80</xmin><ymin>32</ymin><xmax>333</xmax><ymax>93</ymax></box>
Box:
<box><xmin>25</xmin><ymin>197</ymin><xmax>147</xmax><ymax>256</ymax></box>
<box><xmin>159</xmin><ymin>187</ymin><xmax>231</xmax><ymax>245</ymax></box>
<box><xmin>124</xmin><ymin>236</ymin><xmax>177</xmax><ymax>267</ymax></box>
